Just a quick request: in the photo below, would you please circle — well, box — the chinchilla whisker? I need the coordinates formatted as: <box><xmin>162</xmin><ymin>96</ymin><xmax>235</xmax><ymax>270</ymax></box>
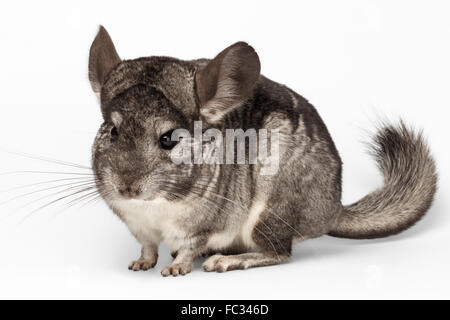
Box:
<box><xmin>0</xmin><ymin>148</ymin><xmax>92</xmax><ymax>170</ymax></box>
<box><xmin>78</xmin><ymin>193</ymin><xmax>104</xmax><ymax>208</ymax></box>
<box><xmin>0</xmin><ymin>170</ymin><xmax>94</xmax><ymax>176</ymax></box>
<box><xmin>51</xmin><ymin>187</ymin><xmax>116</xmax><ymax>219</ymax></box>
<box><xmin>67</xmin><ymin>188</ymin><xmax>112</xmax><ymax>209</ymax></box>
<box><xmin>0</xmin><ymin>180</ymin><xmax>97</xmax><ymax>207</ymax></box>
<box><xmin>95</xmin><ymin>188</ymin><xmax>115</xmax><ymax>203</ymax></box>
<box><xmin>0</xmin><ymin>185</ymin><xmax>96</xmax><ymax>222</ymax></box>
<box><xmin>3</xmin><ymin>183</ymin><xmax>97</xmax><ymax>220</ymax></box>
<box><xmin>64</xmin><ymin>190</ymin><xmax>100</xmax><ymax>208</ymax></box>
<box><xmin>19</xmin><ymin>186</ymin><xmax>97</xmax><ymax>223</ymax></box>
<box><xmin>50</xmin><ymin>190</ymin><xmax>101</xmax><ymax>218</ymax></box>
<box><xmin>0</xmin><ymin>176</ymin><xmax>94</xmax><ymax>194</ymax></box>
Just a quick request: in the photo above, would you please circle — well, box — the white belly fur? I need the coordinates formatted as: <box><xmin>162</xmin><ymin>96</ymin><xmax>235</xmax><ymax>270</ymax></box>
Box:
<box><xmin>111</xmin><ymin>198</ymin><xmax>191</xmax><ymax>251</ymax></box>
<box><xmin>112</xmin><ymin>197</ymin><xmax>267</xmax><ymax>253</ymax></box>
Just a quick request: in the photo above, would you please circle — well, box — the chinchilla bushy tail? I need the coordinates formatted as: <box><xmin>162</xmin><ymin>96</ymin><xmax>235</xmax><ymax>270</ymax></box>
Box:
<box><xmin>329</xmin><ymin>121</ymin><xmax>437</xmax><ymax>239</ymax></box>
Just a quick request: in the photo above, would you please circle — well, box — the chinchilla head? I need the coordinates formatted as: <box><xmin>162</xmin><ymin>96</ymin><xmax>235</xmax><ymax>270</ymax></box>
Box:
<box><xmin>88</xmin><ymin>26</ymin><xmax>260</xmax><ymax>202</ymax></box>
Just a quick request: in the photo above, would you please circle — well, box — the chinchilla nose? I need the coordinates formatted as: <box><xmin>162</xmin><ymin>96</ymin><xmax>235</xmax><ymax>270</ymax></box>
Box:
<box><xmin>118</xmin><ymin>185</ymin><xmax>142</xmax><ymax>199</ymax></box>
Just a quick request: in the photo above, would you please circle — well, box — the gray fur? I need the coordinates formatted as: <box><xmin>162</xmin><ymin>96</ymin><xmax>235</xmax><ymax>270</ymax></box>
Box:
<box><xmin>329</xmin><ymin>122</ymin><xmax>437</xmax><ymax>238</ymax></box>
<box><xmin>88</xmin><ymin>27</ymin><xmax>438</xmax><ymax>276</ymax></box>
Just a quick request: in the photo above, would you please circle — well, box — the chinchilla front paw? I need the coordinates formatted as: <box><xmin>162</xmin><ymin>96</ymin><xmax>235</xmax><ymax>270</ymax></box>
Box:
<box><xmin>160</xmin><ymin>263</ymin><xmax>192</xmax><ymax>277</ymax></box>
<box><xmin>128</xmin><ymin>257</ymin><xmax>157</xmax><ymax>271</ymax></box>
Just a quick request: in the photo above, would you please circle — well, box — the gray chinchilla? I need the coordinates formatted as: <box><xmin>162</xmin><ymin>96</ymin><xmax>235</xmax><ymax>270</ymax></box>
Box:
<box><xmin>89</xmin><ymin>26</ymin><xmax>437</xmax><ymax>276</ymax></box>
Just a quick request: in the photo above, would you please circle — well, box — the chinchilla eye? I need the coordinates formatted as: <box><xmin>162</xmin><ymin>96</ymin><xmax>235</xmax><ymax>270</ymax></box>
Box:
<box><xmin>158</xmin><ymin>130</ymin><xmax>177</xmax><ymax>150</ymax></box>
<box><xmin>110</xmin><ymin>126</ymin><xmax>119</xmax><ymax>142</ymax></box>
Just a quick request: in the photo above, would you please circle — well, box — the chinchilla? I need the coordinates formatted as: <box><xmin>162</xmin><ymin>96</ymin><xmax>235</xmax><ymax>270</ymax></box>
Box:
<box><xmin>89</xmin><ymin>26</ymin><xmax>437</xmax><ymax>276</ymax></box>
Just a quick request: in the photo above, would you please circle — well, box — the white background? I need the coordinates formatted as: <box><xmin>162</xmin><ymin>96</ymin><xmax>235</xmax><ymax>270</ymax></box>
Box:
<box><xmin>0</xmin><ymin>0</ymin><xmax>449</xmax><ymax>299</ymax></box>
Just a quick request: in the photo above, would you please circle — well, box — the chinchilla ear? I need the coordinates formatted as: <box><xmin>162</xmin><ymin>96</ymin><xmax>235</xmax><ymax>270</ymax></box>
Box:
<box><xmin>89</xmin><ymin>26</ymin><xmax>121</xmax><ymax>94</ymax></box>
<box><xmin>195</xmin><ymin>42</ymin><xmax>260</xmax><ymax>123</ymax></box>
